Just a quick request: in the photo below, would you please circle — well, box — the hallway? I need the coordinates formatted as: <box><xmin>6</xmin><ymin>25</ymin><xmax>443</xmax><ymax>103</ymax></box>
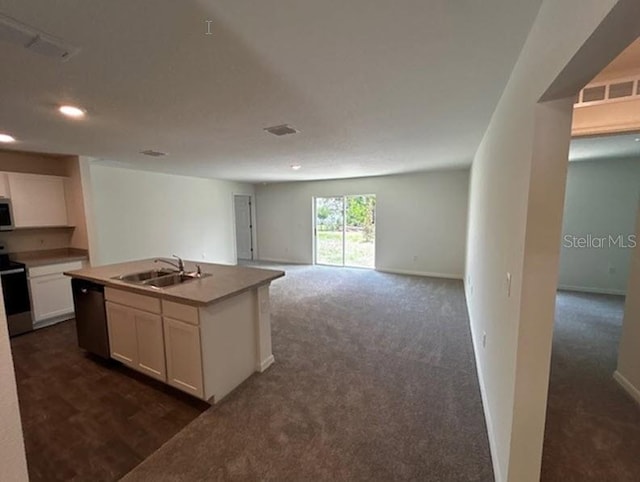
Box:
<box><xmin>542</xmin><ymin>291</ymin><xmax>640</xmax><ymax>481</ymax></box>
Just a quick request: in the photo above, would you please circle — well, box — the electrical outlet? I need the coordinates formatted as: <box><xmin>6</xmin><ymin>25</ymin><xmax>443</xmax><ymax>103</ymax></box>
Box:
<box><xmin>202</xmin><ymin>252</ymin><xmax>206</xmax><ymax>259</ymax></box>
<box><xmin>413</xmin><ymin>255</ymin><xmax>418</xmax><ymax>262</ymax></box>
<box><xmin>482</xmin><ymin>332</ymin><xmax>487</xmax><ymax>348</ymax></box>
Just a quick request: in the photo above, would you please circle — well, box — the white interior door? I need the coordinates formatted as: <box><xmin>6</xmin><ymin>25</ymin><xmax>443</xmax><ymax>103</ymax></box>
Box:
<box><xmin>234</xmin><ymin>195</ymin><xmax>253</xmax><ymax>260</ymax></box>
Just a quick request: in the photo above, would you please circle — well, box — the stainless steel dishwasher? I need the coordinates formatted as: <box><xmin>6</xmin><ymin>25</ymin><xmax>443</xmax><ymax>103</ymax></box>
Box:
<box><xmin>72</xmin><ymin>279</ymin><xmax>110</xmax><ymax>359</ymax></box>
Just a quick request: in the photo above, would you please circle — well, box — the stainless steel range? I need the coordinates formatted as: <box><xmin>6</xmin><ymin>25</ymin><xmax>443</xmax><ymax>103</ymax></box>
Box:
<box><xmin>0</xmin><ymin>245</ymin><xmax>32</xmax><ymax>336</ymax></box>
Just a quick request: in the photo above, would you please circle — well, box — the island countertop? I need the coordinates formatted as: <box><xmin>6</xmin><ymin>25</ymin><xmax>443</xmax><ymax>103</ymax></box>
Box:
<box><xmin>64</xmin><ymin>259</ymin><xmax>285</xmax><ymax>306</ymax></box>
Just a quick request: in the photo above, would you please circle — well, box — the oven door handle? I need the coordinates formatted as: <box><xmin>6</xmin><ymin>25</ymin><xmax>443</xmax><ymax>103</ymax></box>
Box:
<box><xmin>0</xmin><ymin>268</ymin><xmax>25</xmax><ymax>275</ymax></box>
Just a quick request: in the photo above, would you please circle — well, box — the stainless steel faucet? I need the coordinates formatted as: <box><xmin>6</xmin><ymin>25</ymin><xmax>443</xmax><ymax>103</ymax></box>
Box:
<box><xmin>154</xmin><ymin>254</ymin><xmax>185</xmax><ymax>273</ymax></box>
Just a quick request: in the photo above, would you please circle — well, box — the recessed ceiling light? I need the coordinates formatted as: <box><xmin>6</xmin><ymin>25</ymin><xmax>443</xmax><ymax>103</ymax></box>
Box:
<box><xmin>291</xmin><ymin>164</ymin><xmax>302</xmax><ymax>170</ymax></box>
<box><xmin>58</xmin><ymin>105</ymin><xmax>86</xmax><ymax>118</ymax></box>
<box><xmin>635</xmin><ymin>138</ymin><xmax>640</xmax><ymax>142</ymax></box>
<box><xmin>264</xmin><ymin>124</ymin><xmax>299</xmax><ymax>136</ymax></box>
<box><xmin>0</xmin><ymin>133</ymin><xmax>16</xmax><ymax>143</ymax></box>
<box><xmin>140</xmin><ymin>149</ymin><xmax>167</xmax><ymax>157</ymax></box>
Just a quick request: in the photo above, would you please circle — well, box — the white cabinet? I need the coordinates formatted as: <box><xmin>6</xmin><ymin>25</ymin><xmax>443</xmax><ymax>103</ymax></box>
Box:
<box><xmin>6</xmin><ymin>172</ymin><xmax>68</xmax><ymax>227</ymax></box>
<box><xmin>104</xmin><ymin>290</ymin><xmax>166</xmax><ymax>382</ymax></box>
<box><xmin>105</xmin><ymin>301</ymin><xmax>138</xmax><ymax>367</ymax></box>
<box><xmin>28</xmin><ymin>261</ymin><xmax>82</xmax><ymax>325</ymax></box>
<box><xmin>164</xmin><ymin>317</ymin><xmax>204</xmax><ymax>398</ymax></box>
<box><xmin>0</xmin><ymin>173</ymin><xmax>9</xmax><ymax>198</ymax></box>
<box><xmin>101</xmin><ymin>286</ymin><xmax>270</xmax><ymax>403</ymax></box>
<box><xmin>135</xmin><ymin>310</ymin><xmax>166</xmax><ymax>381</ymax></box>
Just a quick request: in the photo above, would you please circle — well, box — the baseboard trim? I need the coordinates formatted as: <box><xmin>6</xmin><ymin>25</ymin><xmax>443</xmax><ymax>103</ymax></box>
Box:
<box><xmin>256</xmin><ymin>258</ymin><xmax>309</xmax><ymax>265</ymax></box>
<box><xmin>376</xmin><ymin>268</ymin><xmax>463</xmax><ymax>280</ymax></box>
<box><xmin>558</xmin><ymin>285</ymin><xmax>626</xmax><ymax>296</ymax></box>
<box><xmin>258</xmin><ymin>355</ymin><xmax>275</xmax><ymax>373</ymax></box>
<box><xmin>33</xmin><ymin>314</ymin><xmax>74</xmax><ymax>331</ymax></box>
<box><xmin>613</xmin><ymin>371</ymin><xmax>640</xmax><ymax>405</ymax></box>
<box><xmin>465</xmin><ymin>284</ymin><xmax>503</xmax><ymax>482</ymax></box>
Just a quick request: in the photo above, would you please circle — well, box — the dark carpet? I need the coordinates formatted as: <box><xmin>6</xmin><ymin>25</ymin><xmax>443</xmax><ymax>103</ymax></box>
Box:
<box><xmin>542</xmin><ymin>291</ymin><xmax>640</xmax><ymax>481</ymax></box>
<box><xmin>123</xmin><ymin>265</ymin><xmax>493</xmax><ymax>481</ymax></box>
<box><xmin>10</xmin><ymin>320</ymin><xmax>209</xmax><ymax>482</ymax></box>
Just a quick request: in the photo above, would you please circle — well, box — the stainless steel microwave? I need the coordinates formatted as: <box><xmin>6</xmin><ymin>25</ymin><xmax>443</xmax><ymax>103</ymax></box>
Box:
<box><xmin>0</xmin><ymin>198</ymin><xmax>15</xmax><ymax>231</ymax></box>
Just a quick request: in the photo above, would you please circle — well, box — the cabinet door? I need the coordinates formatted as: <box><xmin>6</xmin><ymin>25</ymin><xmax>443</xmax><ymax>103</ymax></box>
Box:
<box><xmin>29</xmin><ymin>273</ymin><xmax>75</xmax><ymax>322</ymax></box>
<box><xmin>164</xmin><ymin>317</ymin><xmax>204</xmax><ymax>398</ymax></box>
<box><xmin>7</xmin><ymin>173</ymin><xmax>68</xmax><ymax>227</ymax></box>
<box><xmin>105</xmin><ymin>301</ymin><xmax>138</xmax><ymax>368</ymax></box>
<box><xmin>0</xmin><ymin>173</ymin><xmax>9</xmax><ymax>198</ymax></box>
<box><xmin>134</xmin><ymin>310</ymin><xmax>166</xmax><ymax>382</ymax></box>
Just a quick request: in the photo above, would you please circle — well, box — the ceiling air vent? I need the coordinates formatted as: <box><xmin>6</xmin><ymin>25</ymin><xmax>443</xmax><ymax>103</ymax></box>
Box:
<box><xmin>140</xmin><ymin>150</ymin><xmax>167</xmax><ymax>157</ymax></box>
<box><xmin>264</xmin><ymin>124</ymin><xmax>299</xmax><ymax>136</ymax></box>
<box><xmin>0</xmin><ymin>14</ymin><xmax>79</xmax><ymax>61</ymax></box>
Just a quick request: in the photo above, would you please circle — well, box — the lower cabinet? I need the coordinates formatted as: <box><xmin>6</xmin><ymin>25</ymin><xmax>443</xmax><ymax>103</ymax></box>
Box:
<box><xmin>105</xmin><ymin>301</ymin><xmax>166</xmax><ymax>382</ymax></box>
<box><xmin>29</xmin><ymin>261</ymin><xmax>83</xmax><ymax>324</ymax></box>
<box><xmin>105</xmin><ymin>301</ymin><xmax>138</xmax><ymax>366</ymax></box>
<box><xmin>102</xmin><ymin>286</ymin><xmax>266</xmax><ymax>403</ymax></box>
<box><xmin>163</xmin><ymin>317</ymin><xmax>204</xmax><ymax>399</ymax></box>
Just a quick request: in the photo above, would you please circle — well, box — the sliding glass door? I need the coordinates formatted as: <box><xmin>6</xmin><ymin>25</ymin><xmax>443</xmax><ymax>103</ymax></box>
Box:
<box><xmin>314</xmin><ymin>196</ymin><xmax>344</xmax><ymax>266</ymax></box>
<box><xmin>314</xmin><ymin>195</ymin><xmax>376</xmax><ymax>268</ymax></box>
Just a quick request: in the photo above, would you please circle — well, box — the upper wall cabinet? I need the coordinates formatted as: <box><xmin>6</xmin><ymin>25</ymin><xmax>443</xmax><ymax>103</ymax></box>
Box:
<box><xmin>6</xmin><ymin>173</ymin><xmax>69</xmax><ymax>227</ymax></box>
<box><xmin>0</xmin><ymin>173</ymin><xmax>9</xmax><ymax>198</ymax></box>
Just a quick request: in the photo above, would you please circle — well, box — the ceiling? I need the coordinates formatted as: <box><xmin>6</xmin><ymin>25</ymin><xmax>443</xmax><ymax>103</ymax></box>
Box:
<box><xmin>0</xmin><ymin>0</ymin><xmax>543</xmax><ymax>183</ymax></box>
<box><xmin>593</xmin><ymin>37</ymin><xmax>640</xmax><ymax>82</ymax></box>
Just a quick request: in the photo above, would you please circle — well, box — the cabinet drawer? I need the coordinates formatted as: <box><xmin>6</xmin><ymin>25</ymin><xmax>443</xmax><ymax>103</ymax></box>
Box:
<box><xmin>105</xmin><ymin>287</ymin><xmax>161</xmax><ymax>314</ymax></box>
<box><xmin>162</xmin><ymin>300</ymin><xmax>199</xmax><ymax>325</ymax></box>
<box><xmin>29</xmin><ymin>261</ymin><xmax>83</xmax><ymax>278</ymax></box>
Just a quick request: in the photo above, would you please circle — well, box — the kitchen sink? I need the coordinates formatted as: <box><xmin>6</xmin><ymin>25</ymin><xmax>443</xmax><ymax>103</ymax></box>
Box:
<box><xmin>114</xmin><ymin>269</ymin><xmax>211</xmax><ymax>289</ymax></box>
<box><xmin>116</xmin><ymin>268</ymin><xmax>178</xmax><ymax>283</ymax></box>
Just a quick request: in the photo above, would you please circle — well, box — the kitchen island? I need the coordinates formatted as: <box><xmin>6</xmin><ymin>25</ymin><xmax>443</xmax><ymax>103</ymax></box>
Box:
<box><xmin>65</xmin><ymin>259</ymin><xmax>284</xmax><ymax>403</ymax></box>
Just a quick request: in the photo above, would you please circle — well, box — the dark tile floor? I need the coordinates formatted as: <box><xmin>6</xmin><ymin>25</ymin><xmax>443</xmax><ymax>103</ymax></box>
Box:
<box><xmin>10</xmin><ymin>320</ymin><xmax>209</xmax><ymax>482</ymax></box>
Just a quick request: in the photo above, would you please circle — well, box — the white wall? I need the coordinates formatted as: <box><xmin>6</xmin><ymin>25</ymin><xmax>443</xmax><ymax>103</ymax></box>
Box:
<box><xmin>256</xmin><ymin>169</ymin><xmax>469</xmax><ymax>278</ymax></box>
<box><xmin>464</xmin><ymin>1</ymin><xmax>640</xmax><ymax>481</ymax></box>
<box><xmin>0</xmin><ymin>280</ymin><xmax>29</xmax><ymax>482</ymax></box>
<box><xmin>615</xmin><ymin>205</ymin><xmax>640</xmax><ymax>402</ymax></box>
<box><xmin>86</xmin><ymin>163</ymin><xmax>255</xmax><ymax>266</ymax></box>
<box><xmin>559</xmin><ymin>158</ymin><xmax>640</xmax><ymax>295</ymax></box>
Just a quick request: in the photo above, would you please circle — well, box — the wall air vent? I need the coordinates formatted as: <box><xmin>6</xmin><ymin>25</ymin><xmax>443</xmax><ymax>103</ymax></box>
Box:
<box><xmin>140</xmin><ymin>150</ymin><xmax>167</xmax><ymax>157</ymax></box>
<box><xmin>0</xmin><ymin>14</ymin><xmax>79</xmax><ymax>61</ymax></box>
<box><xmin>264</xmin><ymin>124</ymin><xmax>299</xmax><ymax>136</ymax></box>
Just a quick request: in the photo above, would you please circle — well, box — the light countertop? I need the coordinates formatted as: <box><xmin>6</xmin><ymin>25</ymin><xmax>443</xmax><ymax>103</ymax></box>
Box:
<box><xmin>64</xmin><ymin>258</ymin><xmax>285</xmax><ymax>306</ymax></box>
<box><xmin>11</xmin><ymin>248</ymin><xmax>89</xmax><ymax>267</ymax></box>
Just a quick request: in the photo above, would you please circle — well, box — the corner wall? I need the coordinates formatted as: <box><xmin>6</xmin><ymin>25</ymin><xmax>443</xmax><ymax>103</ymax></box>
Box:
<box><xmin>615</xmin><ymin>204</ymin><xmax>640</xmax><ymax>402</ymax></box>
<box><xmin>255</xmin><ymin>169</ymin><xmax>469</xmax><ymax>278</ymax></box>
<box><xmin>85</xmin><ymin>163</ymin><xmax>254</xmax><ymax>266</ymax></box>
<box><xmin>0</xmin><ymin>280</ymin><xmax>29</xmax><ymax>481</ymax></box>
<box><xmin>464</xmin><ymin>1</ymin><xmax>639</xmax><ymax>480</ymax></box>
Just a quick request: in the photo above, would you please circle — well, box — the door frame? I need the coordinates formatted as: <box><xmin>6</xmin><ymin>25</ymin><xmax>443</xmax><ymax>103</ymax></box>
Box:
<box><xmin>232</xmin><ymin>193</ymin><xmax>255</xmax><ymax>262</ymax></box>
